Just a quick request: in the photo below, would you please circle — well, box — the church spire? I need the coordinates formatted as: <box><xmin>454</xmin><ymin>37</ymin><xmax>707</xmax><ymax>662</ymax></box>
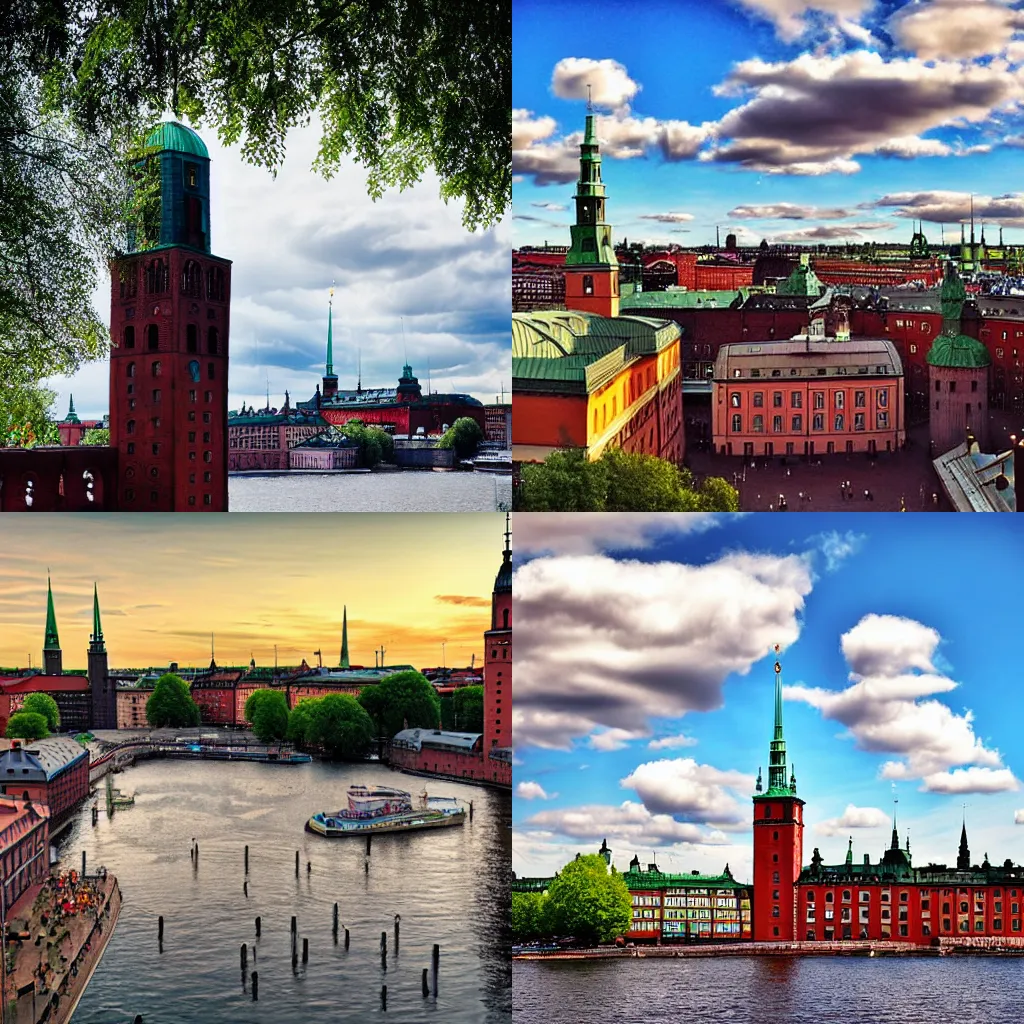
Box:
<box><xmin>766</xmin><ymin>645</ymin><xmax>793</xmax><ymax>795</ymax></box>
<box><xmin>90</xmin><ymin>583</ymin><xmax>105</xmax><ymax>652</ymax></box>
<box><xmin>326</xmin><ymin>285</ymin><xmax>334</xmax><ymax>377</ymax></box>
<box><xmin>958</xmin><ymin>812</ymin><xmax>971</xmax><ymax>870</ymax></box>
<box><xmin>340</xmin><ymin>606</ymin><xmax>350</xmax><ymax>668</ymax></box>
<box><xmin>44</xmin><ymin>576</ymin><xmax>60</xmax><ymax>651</ymax></box>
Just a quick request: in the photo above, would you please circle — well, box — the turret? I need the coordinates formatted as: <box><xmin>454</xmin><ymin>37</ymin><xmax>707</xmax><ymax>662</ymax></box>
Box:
<box><xmin>88</xmin><ymin>583</ymin><xmax>115</xmax><ymax>729</ymax></box>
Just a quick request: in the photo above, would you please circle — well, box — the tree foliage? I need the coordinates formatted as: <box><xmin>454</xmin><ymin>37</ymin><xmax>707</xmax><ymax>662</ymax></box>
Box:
<box><xmin>517</xmin><ymin>448</ymin><xmax>740</xmax><ymax>512</ymax></box>
<box><xmin>5</xmin><ymin>712</ymin><xmax>50</xmax><ymax>741</ymax></box>
<box><xmin>1</xmin><ymin>374</ymin><xmax>61</xmax><ymax>449</ymax></box>
<box><xmin>544</xmin><ymin>855</ymin><xmax>632</xmax><ymax>947</ymax></box>
<box><xmin>512</xmin><ymin>892</ymin><xmax>549</xmax><ymax>942</ymax></box>
<box><xmin>286</xmin><ymin>694</ymin><xmax>375</xmax><ymax>759</ymax></box>
<box><xmin>358</xmin><ymin>670</ymin><xmax>440</xmax><ymax>737</ymax></box>
<box><xmin>145</xmin><ymin>673</ymin><xmax>201</xmax><ymax>728</ymax></box>
<box><xmin>244</xmin><ymin>688</ymin><xmax>290</xmax><ymax>743</ymax></box>
<box><xmin>452</xmin><ymin>685</ymin><xmax>484</xmax><ymax>732</ymax></box>
<box><xmin>21</xmin><ymin>693</ymin><xmax>61</xmax><ymax>732</ymax></box>
<box><xmin>437</xmin><ymin>416</ymin><xmax>484</xmax><ymax>457</ymax></box>
<box><xmin>342</xmin><ymin>419</ymin><xmax>395</xmax><ymax>468</ymax></box>
<box><xmin>81</xmin><ymin>427</ymin><xmax>110</xmax><ymax>445</ymax></box>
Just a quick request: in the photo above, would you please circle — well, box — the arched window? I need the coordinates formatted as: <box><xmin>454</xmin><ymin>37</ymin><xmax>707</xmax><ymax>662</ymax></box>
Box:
<box><xmin>126</xmin><ymin>362</ymin><xmax>136</xmax><ymax>378</ymax></box>
<box><xmin>147</xmin><ymin>324</ymin><xmax>159</xmax><ymax>350</ymax></box>
<box><xmin>207</xmin><ymin>326</ymin><xmax>218</xmax><ymax>354</ymax></box>
<box><xmin>182</xmin><ymin>260</ymin><xmax>203</xmax><ymax>297</ymax></box>
<box><xmin>152</xmin><ymin>361</ymin><xmax>162</xmax><ymax>377</ymax></box>
<box><xmin>188</xmin><ymin>360</ymin><xmax>201</xmax><ymax>383</ymax></box>
<box><xmin>124</xmin><ymin>326</ymin><xmax>135</xmax><ymax>349</ymax></box>
<box><xmin>203</xmin><ymin>451</ymin><xmax>213</xmax><ymax>463</ymax></box>
<box><xmin>144</xmin><ymin>258</ymin><xmax>168</xmax><ymax>294</ymax></box>
<box><xmin>583</xmin><ymin>274</ymin><xmax>594</xmax><ymax>296</ymax></box>
<box><xmin>187</xmin><ymin>325</ymin><xmax>198</xmax><ymax>353</ymax></box>
<box><xmin>119</xmin><ymin>263</ymin><xmax>138</xmax><ymax>299</ymax></box>
<box><xmin>206</xmin><ymin>267</ymin><xmax>225</xmax><ymax>302</ymax></box>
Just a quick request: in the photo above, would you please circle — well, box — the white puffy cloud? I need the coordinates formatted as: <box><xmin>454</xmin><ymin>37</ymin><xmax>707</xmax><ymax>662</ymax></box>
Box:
<box><xmin>513</xmin><ymin>512</ymin><xmax>730</xmax><ymax>555</ymax></box>
<box><xmin>516</xmin><ymin>781</ymin><xmax>555</xmax><ymax>800</ymax></box>
<box><xmin>733</xmin><ymin>0</ymin><xmax>875</xmax><ymax>41</ymax></box>
<box><xmin>513</xmin><ymin>549</ymin><xmax>813</xmax><ymax>749</ymax></box>
<box><xmin>919</xmin><ymin>767</ymin><xmax>1020</xmax><ymax>794</ymax></box>
<box><xmin>620</xmin><ymin>758</ymin><xmax>755</xmax><ymax>826</ymax></box>
<box><xmin>867</xmin><ymin>190</ymin><xmax>1024</xmax><ymax>226</ymax></box>
<box><xmin>1015</xmin><ymin>809</ymin><xmax>1024</xmax><ymax>824</ymax></box>
<box><xmin>511</xmin><ymin>109</ymin><xmax>578</xmax><ymax>185</ymax></box>
<box><xmin>874</xmin><ymin>135</ymin><xmax>953</xmax><ymax>158</ymax></box>
<box><xmin>530</xmin><ymin>201</ymin><xmax>568</xmax><ymax>212</ymax></box>
<box><xmin>551</xmin><ymin>57</ymin><xmax>641</xmax><ymax>110</ymax></box>
<box><xmin>729</xmin><ymin>203</ymin><xmax>855</xmax><ymax>220</ymax></box>
<box><xmin>771</xmin><ymin>222</ymin><xmax>891</xmax><ymax>240</ymax></box>
<box><xmin>648</xmin><ymin>734</ymin><xmax>699</xmax><ymax>751</ymax></box>
<box><xmin>589</xmin><ymin>728</ymin><xmax>643</xmax><ymax>751</ymax></box>
<box><xmin>889</xmin><ymin>0</ymin><xmax>1024</xmax><ymax>61</ymax></box>
<box><xmin>638</xmin><ymin>212</ymin><xmax>696</xmax><ymax>224</ymax></box>
<box><xmin>512</xmin><ymin>109</ymin><xmax>558</xmax><ymax>149</ymax></box>
<box><xmin>787</xmin><ymin>613</ymin><xmax>1017</xmax><ymax>792</ymax></box>
<box><xmin>810</xmin><ymin>530</ymin><xmax>866</xmax><ymax>571</ymax></box>
<box><xmin>815</xmin><ymin>804</ymin><xmax>891</xmax><ymax>836</ymax></box>
<box><xmin>524</xmin><ymin>800</ymin><xmax>732</xmax><ymax>847</ymax></box>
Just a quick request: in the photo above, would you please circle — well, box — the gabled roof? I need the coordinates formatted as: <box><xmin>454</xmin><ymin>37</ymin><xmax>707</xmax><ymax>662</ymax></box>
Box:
<box><xmin>0</xmin><ymin>738</ymin><xmax>88</xmax><ymax>782</ymax></box>
<box><xmin>392</xmin><ymin>728</ymin><xmax>482</xmax><ymax>751</ymax></box>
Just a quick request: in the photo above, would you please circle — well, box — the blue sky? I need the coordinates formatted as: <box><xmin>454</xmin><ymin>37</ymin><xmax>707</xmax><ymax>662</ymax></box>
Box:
<box><xmin>512</xmin><ymin>512</ymin><xmax>1024</xmax><ymax>884</ymax></box>
<box><xmin>513</xmin><ymin>0</ymin><xmax>1024</xmax><ymax>249</ymax></box>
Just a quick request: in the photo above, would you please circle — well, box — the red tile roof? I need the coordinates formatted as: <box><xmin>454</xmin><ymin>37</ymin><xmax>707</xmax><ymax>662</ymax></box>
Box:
<box><xmin>0</xmin><ymin>675</ymin><xmax>90</xmax><ymax>693</ymax></box>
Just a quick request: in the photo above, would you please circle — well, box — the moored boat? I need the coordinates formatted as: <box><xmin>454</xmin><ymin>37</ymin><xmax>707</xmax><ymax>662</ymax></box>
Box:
<box><xmin>306</xmin><ymin>784</ymin><xmax>465</xmax><ymax>836</ymax></box>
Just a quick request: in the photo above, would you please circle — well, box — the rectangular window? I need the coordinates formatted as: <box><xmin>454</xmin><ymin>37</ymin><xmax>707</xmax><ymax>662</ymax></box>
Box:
<box><xmin>855</xmin><ymin>390</ymin><xmax>866</xmax><ymax>407</ymax></box>
<box><xmin>190</xmin><ymin>389</ymin><xmax>197</xmax><ymax>402</ymax></box>
<box><xmin>731</xmin><ymin>413</ymin><xmax>742</xmax><ymax>432</ymax></box>
<box><xmin>752</xmin><ymin>415</ymin><xmax>764</xmax><ymax>433</ymax></box>
<box><xmin>791</xmin><ymin>392</ymin><xmax>802</xmax><ymax>408</ymax></box>
<box><xmin>152</xmin><ymin>389</ymin><xmax>161</xmax><ymax>403</ymax></box>
<box><xmin>813</xmin><ymin>413</ymin><xmax>824</xmax><ymax>431</ymax></box>
<box><xmin>878</xmin><ymin>389</ymin><xmax>888</xmax><ymax>408</ymax></box>
<box><xmin>753</xmin><ymin>392</ymin><xmax>764</xmax><ymax>407</ymax></box>
<box><xmin>835</xmin><ymin>391</ymin><xmax>845</xmax><ymax>409</ymax></box>
<box><xmin>834</xmin><ymin>414</ymin><xmax>844</xmax><ymax>431</ymax></box>
<box><xmin>772</xmin><ymin>415</ymin><xmax>783</xmax><ymax>432</ymax></box>
<box><xmin>773</xmin><ymin>392</ymin><xmax>783</xmax><ymax>407</ymax></box>
<box><xmin>814</xmin><ymin>392</ymin><xmax>824</xmax><ymax>410</ymax></box>
<box><xmin>877</xmin><ymin>412</ymin><xmax>889</xmax><ymax>429</ymax></box>
<box><xmin>792</xmin><ymin>415</ymin><xmax>802</xmax><ymax>432</ymax></box>
<box><xmin>854</xmin><ymin>413</ymin><xmax>865</xmax><ymax>431</ymax></box>
<box><xmin>731</xmin><ymin>392</ymin><xmax>741</xmax><ymax>408</ymax></box>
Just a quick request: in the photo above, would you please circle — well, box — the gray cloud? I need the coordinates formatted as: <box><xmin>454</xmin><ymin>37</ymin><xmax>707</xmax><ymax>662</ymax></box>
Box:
<box><xmin>889</xmin><ymin>0</ymin><xmax>1024</xmax><ymax>61</ymax></box>
<box><xmin>729</xmin><ymin>203</ymin><xmax>855</xmax><ymax>220</ymax></box>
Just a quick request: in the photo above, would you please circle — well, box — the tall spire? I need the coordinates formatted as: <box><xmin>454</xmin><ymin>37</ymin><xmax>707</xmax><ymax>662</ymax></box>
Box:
<box><xmin>766</xmin><ymin>645</ymin><xmax>792</xmax><ymax>794</ymax></box>
<box><xmin>44</xmin><ymin>576</ymin><xmax>60</xmax><ymax>651</ymax></box>
<box><xmin>326</xmin><ymin>283</ymin><xmax>335</xmax><ymax>377</ymax></box>
<box><xmin>970</xmin><ymin>194</ymin><xmax>975</xmax><ymax>246</ymax></box>
<box><xmin>958</xmin><ymin>811</ymin><xmax>971</xmax><ymax>870</ymax></box>
<box><xmin>340</xmin><ymin>606</ymin><xmax>350</xmax><ymax>669</ymax></box>
<box><xmin>90</xmin><ymin>583</ymin><xmax>105</xmax><ymax>652</ymax></box>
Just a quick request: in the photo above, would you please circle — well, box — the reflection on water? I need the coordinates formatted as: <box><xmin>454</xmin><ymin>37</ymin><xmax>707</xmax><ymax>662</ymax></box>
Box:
<box><xmin>229</xmin><ymin>473</ymin><xmax>512</xmax><ymax>511</ymax></box>
<box><xmin>513</xmin><ymin>955</ymin><xmax>1019</xmax><ymax>1023</ymax></box>
<box><xmin>65</xmin><ymin>760</ymin><xmax>510</xmax><ymax>1023</ymax></box>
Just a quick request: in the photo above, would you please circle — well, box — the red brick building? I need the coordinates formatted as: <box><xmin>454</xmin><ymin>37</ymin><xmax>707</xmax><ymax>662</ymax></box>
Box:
<box><xmin>0</xmin><ymin>794</ymin><xmax>50</xmax><ymax>916</ymax></box>
<box><xmin>484</xmin><ymin>515</ymin><xmax>512</xmax><ymax>750</ymax></box>
<box><xmin>0</xmin><ymin>738</ymin><xmax>90</xmax><ymax>823</ymax></box>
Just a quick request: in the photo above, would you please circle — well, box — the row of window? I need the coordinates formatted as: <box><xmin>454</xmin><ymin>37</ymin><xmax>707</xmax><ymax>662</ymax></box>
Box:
<box><xmin>731</xmin><ymin>364</ymin><xmax>891</xmax><ymax>379</ymax></box>
<box><xmin>124</xmin><ymin>488</ymin><xmax>213</xmax><ymax>506</ymax></box>
<box><xmin>123</xmin><ymin>324</ymin><xmax>220</xmax><ymax>354</ymax></box>
<box><xmin>730</xmin><ymin>389</ymin><xmax>889</xmax><ymax>410</ymax></box>
<box><xmin>120</xmin><ymin>259</ymin><xmax>226</xmax><ymax>301</ymax></box>
<box><xmin>730</xmin><ymin>412</ymin><xmax>890</xmax><ymax>433</ymax></box>
<box><xmin>125</xmin><ymin>360</ymin><xmax>216</xmax><ymax>381</ymax></box>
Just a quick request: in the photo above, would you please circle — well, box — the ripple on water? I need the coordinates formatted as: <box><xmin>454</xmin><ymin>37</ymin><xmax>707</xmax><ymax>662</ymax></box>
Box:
<box><xmin>66</xmin><ymin>760</ymin><xmax>510</xmax><ymax>1023</ymax></box>
<box><xmin>228</xmin><ymin>473</ymin><xmax>512</xmax><ymax>511</ymax></box>
<box><xmin>512</xmin><ymin>955</ymin><xmax>1022</xmax><ymax>1024</ymax></box>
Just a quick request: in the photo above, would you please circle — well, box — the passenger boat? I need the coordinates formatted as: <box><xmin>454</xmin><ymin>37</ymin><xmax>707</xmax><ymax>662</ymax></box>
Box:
<box><xmin>306</xmin><ymin>784</ymin><xmax>466</xmax><ymax>836</ymax></box>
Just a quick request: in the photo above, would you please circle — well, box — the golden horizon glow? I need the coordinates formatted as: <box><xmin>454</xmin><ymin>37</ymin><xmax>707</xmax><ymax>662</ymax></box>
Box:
<box><xmin>0</xmin><ymin>513</ymin><xmax>506</xmax><ymax>671</ymax></box>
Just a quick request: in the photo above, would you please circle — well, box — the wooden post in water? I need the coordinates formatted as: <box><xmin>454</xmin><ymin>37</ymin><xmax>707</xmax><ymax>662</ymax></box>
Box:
<box><xmin>240</xmin><ymin>943</ymin><xmax>247</xmax><ymax>970</ymax></box>
<box><xmin>333</xmin><ymin>902</ymin><xmax>339</xmax><ymax>942</ymax></box>
<box><xmin>381</xmin><ymin>985</ymin><xmax>387</xmax><ymax>1011</ymax></box>
<box><xmin>302</xmin><ymin>937</ymin><xmax>308</xmax><ymax>964</ymax></box>
<box><xmin>91</xmin><ymin>805</ymin><xmax>98</xmax><ymax>826</ymax></box>
<box><xmin>158</xmin><ymin>916</ymin><xmax>164</xmax><ymax>944</ymax></box>
<box><xmin>243</xmin><ymin>880</ymin><xmax>248</xmax><ymax>898</ymax></box>
<box><xmin>366</xmin><ymin>834</ymin><xmax>371</xmax><ymax>856</ymax></box>
<box><xmin>431</xmin><ymin>944</ymin><xmax>440</xmax><ymax>995</ymax></box>
<box><xmin>291</xmin><ymin>915</ymin><xmax>297</xmax><ymax>953</ymax></box>
<box><xmin>469</xmin><ymin>800</ymin><xmax>474</xmax><ymax>822</ymax></box>
<box><xmin>344</xmin><ymin>927</ymin><xmax>350</xmax><ymax>950</ymax></box>
<box><xmin>81</xmin><ymin>850</ymin><xmax>86</xmax><ymax>876</ymax></box>
<box><xmin>422</xmin><ymin>968</ymin><xmax>429</xmax><ymax>997</ymax></box>
<box><xmin>244</xmin><ymin>845</ymin><xmax>249</xmax><ymax>874</ymax></box>
<box><xmin>251</xmin><ymin>971</ymin><xmax>258</xmax><ymax>1001</ymax></box>
<box><xmin>295</xmin><ymin>850</ymin><xmax>299</xmax><ymax>877</ymax></box>
<box><xmin>255</xmin><ymin>916</ymin><xmax>261</xmax><ymax>938</ymax></box>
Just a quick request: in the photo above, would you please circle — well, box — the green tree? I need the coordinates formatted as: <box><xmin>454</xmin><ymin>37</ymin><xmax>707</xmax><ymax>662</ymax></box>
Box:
<box><xmin>5</xmin><ymin>712</ymin><xmax>50</xmax><ymax>741</ymax></box>
<box><xmin>286</xmin><ymin>698</ymin><xmax>319</xmax><ymax>747</ymax></box>
<box><xmin>512</xmin><ymin>891</ymin><xmax>549</xmax><ymax>942</ymax></box>
<box><xmin>602</xmin><ymin>448</ymin><xmax>692</xmax><ymax>511</ymax></box>
<box><xmin>306</xmin><ymin>694</ymin><xmax>376</xmax><ymax>760</ymax></box>
<box><xmin>244</xmin><ymin>688</ymin><xmax>290</xmax><ymax>743</ymax></box>
<box><xmin>437</xmin><ymin>417</ymin><xmax>484</xmax><ymax>458</ymax></box>
<box><xmin>452</xmin><ymin>685</ymin><xmax>484</xmax><ymax>732</ymax></box>
<box><xmin>81</xmin><ymin>427</ymin><xmax>110</xmax><ymax>445</ymax></box>
<box><xmin>545</xmin><ymin>854</ymin><xmax>632</xmax><ymax>947</ymax></box>
<box><xmin>517</xmin><ymin>449</ymin><xmax>606</xmax><ymax>511</ymax></box>
<box><xmin>1</xmin><ymin>374</ymin><xmax>60</xmax><ymax>449</ymax></box>
<box><xmin>342</xmin><ymin>419</ymin><xmax>395</xmax><ymax>468</ymax></box>
<box><xmin>358</xmin><ymin>670</ymin><xmax>441</xmax><ymax>738</ymax></box>
<box><xmin>20</xmin><ymin>693</ymin><xmax>60</xmax><ymax>732</ymax></box>
<box><xmin>145</xmin><ymin>673</ymin><xmax>201</xmax><ymax>728</ymax></box>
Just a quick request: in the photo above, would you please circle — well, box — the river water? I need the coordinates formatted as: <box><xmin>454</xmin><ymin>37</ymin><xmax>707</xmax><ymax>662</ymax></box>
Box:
<box><xmin>62</xmin><ymin>760</ymin><xmax>511</xmax><ymax>1023</ymax></box>
<box><xmin>229</xmin><ymin>472</ymin><xmax>512</xmax><ymax>511</ymax></box>
<box><xmin>513</xmin><ymin>956</ymin><xmax>1019</xmax><ymax>1023</ymax></box>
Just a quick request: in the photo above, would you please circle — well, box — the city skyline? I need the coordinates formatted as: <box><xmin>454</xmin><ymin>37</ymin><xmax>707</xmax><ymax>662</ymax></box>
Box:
<box><xmin>512</xmin><ymin>512</ymin><xmax>1024</xmax><ymax>886</ymax></box>
<box><xmin>46</xmin><ymin>118</ymin><xmax>510</xmax><ymax>421</ymax></box>
<box><xmin>0</xmin><ymin>513</ymin><xmax>505</xmax><ymax>670</ymax></box>
<box><xmin>513</xmin><ymin>0</ymin><xmax>1024</xmax><ymax>250</ymax></box>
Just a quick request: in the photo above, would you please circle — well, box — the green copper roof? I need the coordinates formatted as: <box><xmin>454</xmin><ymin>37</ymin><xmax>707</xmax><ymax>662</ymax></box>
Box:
<box><xmin>326</xmin><ymin>297</ymin><xmax>335</xmax><ymax>378</ymax></box>
<box><xmin>583</xmin><ymin>114</ymin><xmax>598</xmax><ymax>147</ymax></box>
<box><xmin>340</xmin><ymin>606</ymin><xmax>350</xmax><ymax>669</ymax></box>
<box><xmin>92</xmin><ymin>583</ymin><xmax>104</xmax><ymax>646</ymax></box>
<box><xmin>777</xmin><ymin>262</ymin><xmax>825</xmax><ymax>297</ymax></box>
<box><xmin>925</xmin><ymin>332</ymin><xmax>991</xmax><ymax>369</ymax></box>
<box><xmin>145</xmin><ymin>121</ymin><xmax>210</xmax><ymax>159</ymax></box>
<box><xmin>65</xmin><ymin>395</ymin><xmax>80</xmax><ymax>425</ymax></box>
<box><xmin>44</xmin><ymin>577</ymin><xmax>60</xmax><ymax>651</ymax></box>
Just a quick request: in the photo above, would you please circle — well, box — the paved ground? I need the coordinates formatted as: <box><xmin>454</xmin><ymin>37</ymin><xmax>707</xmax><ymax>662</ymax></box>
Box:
<box><xmin>686</xmin><ymin>410</ymin><xmax>1024</xmax><ymax>512</ymax></box>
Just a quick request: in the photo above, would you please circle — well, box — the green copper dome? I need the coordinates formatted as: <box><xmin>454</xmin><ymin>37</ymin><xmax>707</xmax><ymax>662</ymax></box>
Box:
<box><xmin>925</xmin><ymin>332</ymin><xmax>991</xmax><ymax>369</ymax></box>
<box><xmin>145</xmin><ymin>121</ymin><xmax>210</xmax><ymax>159</ymax></box>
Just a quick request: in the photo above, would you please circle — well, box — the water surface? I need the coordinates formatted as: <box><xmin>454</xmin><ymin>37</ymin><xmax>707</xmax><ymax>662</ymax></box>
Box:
<box><xmin>65</xmin><ymin>760</ymin><xmax>510</xmax><ymax>1023</ymax></box>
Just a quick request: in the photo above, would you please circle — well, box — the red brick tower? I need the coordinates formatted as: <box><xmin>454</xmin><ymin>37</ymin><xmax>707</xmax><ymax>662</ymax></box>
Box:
<box><xmin>484</xmin><ymin>513</ymin><xmax>512</xmax><ymax>749</ymax></box>
<box><xmin>564</xmin><ymin>110</ymin><xmax>620</xmax><ymax>318</ymax></box>
<box><xmin>108</xmin><ymin>121</ymin><xmax>231</xmax><ymax>511</ymax></box>
<box><xmin>752</xmin><ymin>646</ymin><xmax>804</xmax><ymax>941</ymax></box>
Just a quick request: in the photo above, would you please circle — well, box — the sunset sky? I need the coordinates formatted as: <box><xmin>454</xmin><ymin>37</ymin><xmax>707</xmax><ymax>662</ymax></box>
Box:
<box><xmin>0</xmin><ymin>513</ymin><xmax>506</xmax><ymax>671</ymax></box>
